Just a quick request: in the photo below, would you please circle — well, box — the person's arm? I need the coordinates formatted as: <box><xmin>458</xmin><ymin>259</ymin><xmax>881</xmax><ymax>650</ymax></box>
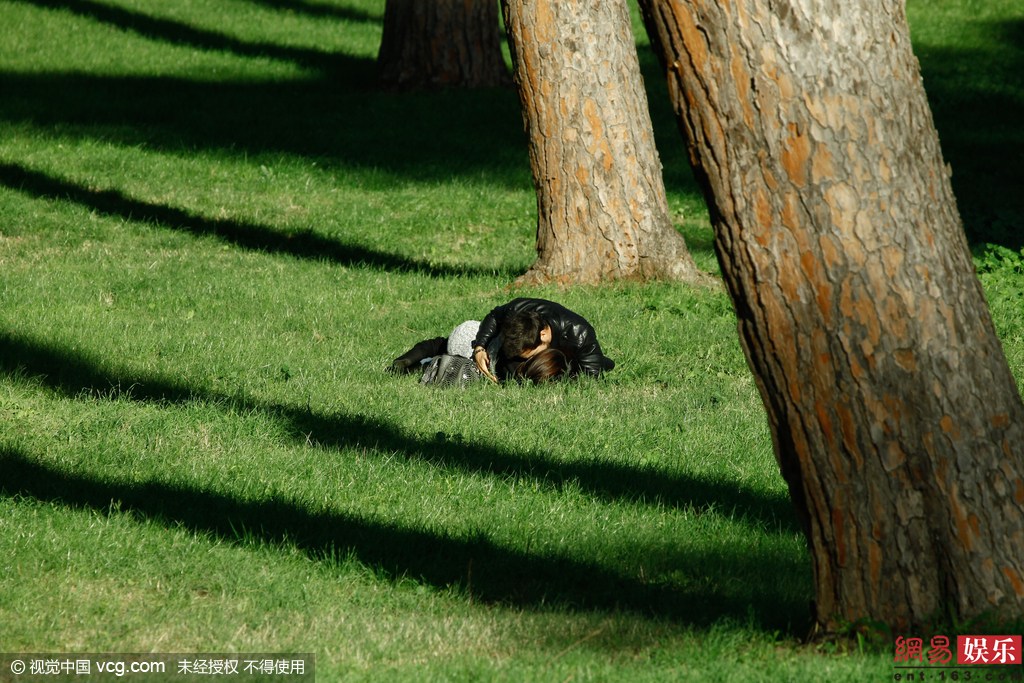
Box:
<box><xmin>563</xmin><ymin>322</ymin><xmax>613</xmax><ymax>377</ymax></box>
<box><xmin>471</xmin><ymin>302</ymin><xmax>508</xmax><ymax>351</ymax></box>
<box><xmin>472</xmin><ymin>301</ymin><xmax>515</xmax><ymax>380</ymax></box>
<box><xmin>472</xmin><ymin>346</ymin><xmax>499</xmax><ymax>382</ymax></box>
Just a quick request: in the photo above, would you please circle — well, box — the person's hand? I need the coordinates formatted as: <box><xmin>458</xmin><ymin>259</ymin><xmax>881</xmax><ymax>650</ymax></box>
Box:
<box><xmin>473</xmin><ymin>347</ymin><xmax>498</xmax><ymax>383</ymax></box>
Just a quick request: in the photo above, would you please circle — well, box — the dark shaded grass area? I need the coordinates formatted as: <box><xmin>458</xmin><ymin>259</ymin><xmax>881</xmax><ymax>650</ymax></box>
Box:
<box><xmin>912</xmin><ymin>21</ymin><xmax>1024</xmax><ymax>249</ymax></box>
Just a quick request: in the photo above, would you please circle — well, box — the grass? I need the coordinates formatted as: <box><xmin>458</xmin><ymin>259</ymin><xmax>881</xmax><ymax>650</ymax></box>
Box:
<box><xmin>906</xmin><ymin>0</ymin><xmax>1024</xmax><ymax>249</ymax></box>
<box><xmin>0</xmin><ymin>0</ymin><xmax>1021</xmax><ymax>681</ymax></box>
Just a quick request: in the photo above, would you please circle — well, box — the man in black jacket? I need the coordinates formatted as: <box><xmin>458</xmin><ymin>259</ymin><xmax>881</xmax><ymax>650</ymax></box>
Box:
<box><xmin>471</xmin><ymin>298</ymin><xmax>615</xmax><ymax>379</ymax></box>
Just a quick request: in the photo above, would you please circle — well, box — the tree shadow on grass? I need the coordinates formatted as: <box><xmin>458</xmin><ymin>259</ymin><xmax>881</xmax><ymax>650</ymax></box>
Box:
<box><xmin>0</xmin><ymin>331</ymin><xmax>808</xmax><ymax>629</ymax></box>
<box><xmin>0</xmin><ymin>444</ymin><xmax>808</xmax><ymax>631</ymax></box>
<box><xmin>240</xmin><ymin>0</ymin><xmax>383</xmax><ymax>24</ymax></box>
<box><xmin>0</xmin><ymin>70</ymin><xmax>528</xmax><ymax>185</ymax></box>
<box><xmin>2</xmin><ymin>0</ymin><xmax>527</xmax><ymax>182</ymax></box>
<box><xmin>1</xmin><ymin>1</ymin><xmax>532</xmax><ymax>276</ymax></box>
<box><xmin>913</xmin><ymin>20</ymin><xmax>1024</xmax><ymax>250</ymax></box>
<box><xmin>0</xmin><ymin>162</ymin><xmax>513</xmax><ymax>278</ymax></box>
<box><xmin>0</xmin><ymin>331</ymin><xmax>800</xmax><ymax>534</ymax></box>
<box><xmin>7</xmin><ymin>0</ymin><xmax>370</xmax><ymax>78</ymax></box>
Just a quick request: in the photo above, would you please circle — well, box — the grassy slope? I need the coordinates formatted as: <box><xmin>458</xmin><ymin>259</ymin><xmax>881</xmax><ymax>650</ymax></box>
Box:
<box><xmin>0</xmin><ymin>0</ymin><xmax>1020</xmax><ymax>681</ymax></box>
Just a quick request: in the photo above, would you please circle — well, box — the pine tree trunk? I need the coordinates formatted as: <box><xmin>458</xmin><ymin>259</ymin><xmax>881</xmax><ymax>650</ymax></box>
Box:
<box><xmin>377</xmin><ymin>0</ymin><xmax>510</xmax><ymax>91</ymax></box>
<box><xmin>501</xmin><ymin>0</ymin><xmax>707</xmax><ymax>285</ymax></box>
<box><xmin>639</xmin><ymin>0</ymin><xmax>1024</xmax><ymax>633</ymax></box>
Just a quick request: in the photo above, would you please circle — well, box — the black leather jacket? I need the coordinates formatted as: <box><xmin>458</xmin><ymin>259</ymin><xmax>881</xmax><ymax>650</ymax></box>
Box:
<box><xmin>472</xmin><ymin>298</ymin><xmax>615</xmax><ymax>378</ymax></box>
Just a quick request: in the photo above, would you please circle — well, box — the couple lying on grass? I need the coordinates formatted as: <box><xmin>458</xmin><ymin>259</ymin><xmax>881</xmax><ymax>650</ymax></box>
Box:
<box><xmin>390</xmin><ymin>298</ymin><xmax>615</xmax><ymax>386</ymax></box>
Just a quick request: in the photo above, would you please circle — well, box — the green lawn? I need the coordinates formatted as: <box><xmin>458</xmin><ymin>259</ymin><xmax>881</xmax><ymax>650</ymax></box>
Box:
<box><xmin>1</xmin><ymin>0</ymin><xmax>1021</xmax><ymax>681</ymax></box>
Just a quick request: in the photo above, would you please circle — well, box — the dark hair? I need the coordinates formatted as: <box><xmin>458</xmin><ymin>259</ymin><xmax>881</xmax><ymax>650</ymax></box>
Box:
<box><xmin>514</xmin><ymin>348</ymin><xmax>569</xmax><ymax>384</ymax></box>
<box><xmin>501</xmin><ymin>311</ymin><xmax>545</xmax><ymax>359</ymax></box>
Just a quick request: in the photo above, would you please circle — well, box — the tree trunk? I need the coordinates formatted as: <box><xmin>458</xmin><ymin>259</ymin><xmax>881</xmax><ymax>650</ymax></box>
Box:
<box><xmin>638</xmin><ymin>0</ymin><xmax>1024</xmax><ymax>634</ymax></box>
<box><xmin>377</xmin><ymin>0</ymin><xmax>510</xmax><ymax>91</ymax></box>
<box><xmin>501</xmin><ymin>0</ymin><xmax>707</xmax><ymax>285</ymax></box>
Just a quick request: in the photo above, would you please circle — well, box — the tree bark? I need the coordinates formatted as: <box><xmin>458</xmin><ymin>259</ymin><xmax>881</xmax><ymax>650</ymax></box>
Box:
<box><xmin>377</xmin><ymin>0</ymin><xmax>510</xmax><ymax>91</ymax></box>
<box><xmin>501</xmin><ymin>0</ymin><xmax>707</xmax><ymax>285</ymax></box>
<box><xmin>638</xmin><ymin>0</ymin><xmax>1024</xmax><ymax>633</ymax></box>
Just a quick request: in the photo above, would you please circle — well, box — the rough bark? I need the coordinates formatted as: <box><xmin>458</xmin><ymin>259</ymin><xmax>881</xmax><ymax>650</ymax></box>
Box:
<box><xmin>377</xmin><ymin>0</ymin><xmax>510</xmax><ymax>91</ymax></box>
<box><xmin>638</xmin><ymin>0</ymin><xmax>1024</xmax><ymax>633</ymax></box>
<box><xmin>501</xmin><ymin>0</ymin><xmax>707</xmax><ymax>285</ymax></box>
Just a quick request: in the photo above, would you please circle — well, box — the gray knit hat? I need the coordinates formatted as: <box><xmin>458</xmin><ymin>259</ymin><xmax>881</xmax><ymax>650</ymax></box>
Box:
<box><xmin>446</xmin><ymin>320</ymin><xmax>480</xmax><ymax>358</ymax></box>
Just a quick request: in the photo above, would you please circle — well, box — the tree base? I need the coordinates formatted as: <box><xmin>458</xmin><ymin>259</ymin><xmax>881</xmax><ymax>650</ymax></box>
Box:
<box><xmin>513</xmin><ymin>257</ymin><xmax>720</xmax><ymax>289</ymax></box>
